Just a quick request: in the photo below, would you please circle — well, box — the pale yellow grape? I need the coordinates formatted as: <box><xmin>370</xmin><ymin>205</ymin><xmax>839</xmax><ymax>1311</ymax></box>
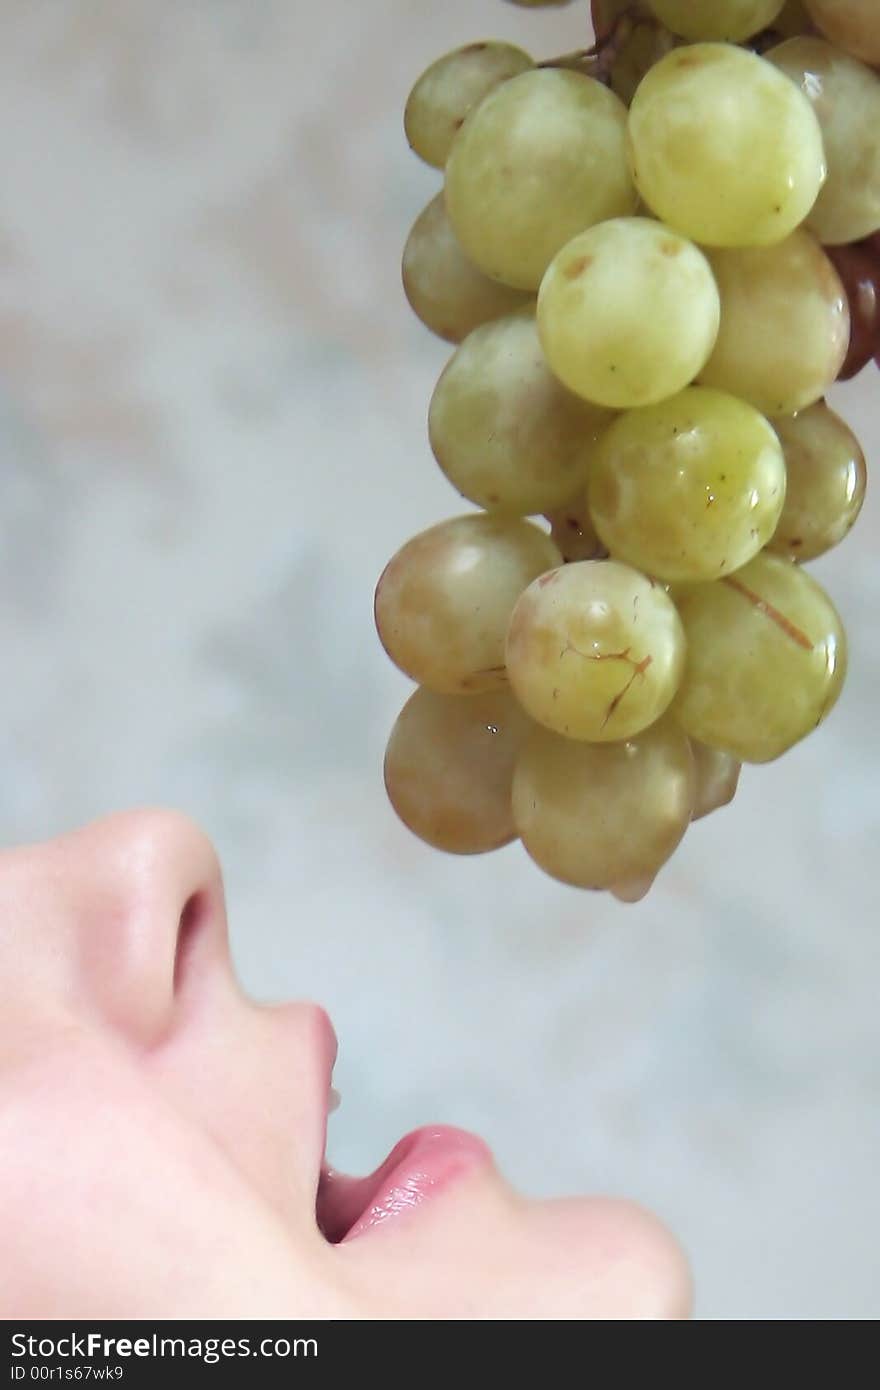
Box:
<box><xmin>673</xmin><ymin>553</ymin><xmax>847</xmax><ymax>762</ymax></box>
<box><xmin>404</xmin><ymin>42</ymin><xmax>532</xmax><ymax>170</ymax></box>
<box><xmin>537</xmin><ymin>218</ymin><xmax>720</xmax><ymax>409</ymax></box>
<box><xmin>767</xmin><ymin>38</ymin><xmax>880</xmax><ymax>245</ymax></box>
<box><xmin>628</xmin><ymin>44</ymin><xmax>826</xmax><ymax>247</ymax></box>
<box><xmin>375</xmin><ymin>515</ymin><xmax>561</xmax><ymax>694</ymax></box>
<box><xmin>384</xmin><ymin>687</ymin><xmax>531</xmax><ymax>855</ymax></box>
<box><xmin>804</xmin><ymin>0</ymin><xmax>880</xmax><ymax>64</ymax></box>
<box><xmin>690</xmin><ymin>741</ymin><xmax>741</xmax><ymax>820</ymax></box>
<box><xmin>544</xmin><ymin>491</ymin><xmax>608</xmax><ymax>562</ymax></box>
<box><xmin>589</xmin><ymin>387</ymin><xmax>786</xmax><ymax>584</ymax></box>
<box><xmin>428</xmin><ymin>311</ymin><xmax>614</xmax><ymax>516</ymax></box>
<box><xmin>647</xmin><ymin>0</ymin><xmax>785</xmax><ymax>40</ymax></box>
<box><xmin>512</xmin><ymin>720</ymin><xmax>695</xmax><ymax>889</ymax></box>
<box><xmin>766</xmin><ymin>402</ymin><xmax>867</xmax><ymax>560</ymax></box>
<box><xmin>505</xmin><ymin>559</ymin><xmax>686</xmax><ymax>742</ymax></box>
<box><xmin>444</xmin><ymin>69</ymin><xmax>637</xmax><ymax>291</ymax></box>
<box><xmin>402</xmin><ymin>195</ymin><xmax>533</xmax><ymax>344</ymax></box>
<box><xmin>505</xmin><ymin>1</ymin><xmax>574</xmax><ymax>6</ymax></box>
<box><xmin>699</xmin><ymin>232</ymin><xmax>849</xmax><ymax>416</ymax></box>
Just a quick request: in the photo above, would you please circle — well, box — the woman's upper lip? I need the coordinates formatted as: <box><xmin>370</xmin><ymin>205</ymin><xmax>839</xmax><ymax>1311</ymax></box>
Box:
<box><xmin>316</xmin><ymin>1125</ymin><xmax>493</xmax><ymax>1244</ymax></box>
<box><xmin>296</xmin><ymin>1003</ymin><xmax>338</xmax><ymax>1190</ymax></box>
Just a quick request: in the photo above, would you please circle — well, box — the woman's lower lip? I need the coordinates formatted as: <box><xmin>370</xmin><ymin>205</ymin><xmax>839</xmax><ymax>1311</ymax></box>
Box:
<box><xmin>317</xmin><ymin>1125</ymin><xmax>493</xmax><ymax>1244</ymax></box>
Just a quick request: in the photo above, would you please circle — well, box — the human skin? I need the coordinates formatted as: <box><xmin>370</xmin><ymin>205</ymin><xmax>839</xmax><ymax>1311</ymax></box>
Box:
<box><xmin>0</xmin><ymin>810</ymin><xmax>691</xmax><ymax>1319</ymax></box>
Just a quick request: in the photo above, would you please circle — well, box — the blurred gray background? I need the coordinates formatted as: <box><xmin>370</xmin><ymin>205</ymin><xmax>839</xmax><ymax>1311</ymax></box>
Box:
<box><xmin>0</xmin><ymin>0</ymin><xmax>877</xmax><ymax>1320</ymax></box>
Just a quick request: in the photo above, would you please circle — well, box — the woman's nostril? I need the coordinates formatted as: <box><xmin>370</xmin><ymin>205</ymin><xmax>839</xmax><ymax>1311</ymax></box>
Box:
<box><xmin>173</xmin><ymin>891</ymin><xmax>211</xmax><ymax>994</ymax></box>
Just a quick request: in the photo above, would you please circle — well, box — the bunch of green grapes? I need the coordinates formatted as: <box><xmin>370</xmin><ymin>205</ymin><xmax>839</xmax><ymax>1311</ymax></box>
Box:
<box><xmin>376</xmin><ymin>0</ymin><xmax>876</xmax><ymax>900</ymax></box>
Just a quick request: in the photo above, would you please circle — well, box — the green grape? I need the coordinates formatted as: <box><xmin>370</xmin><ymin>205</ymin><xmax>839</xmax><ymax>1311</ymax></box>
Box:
<box><xmin>589</xmin><ymin>387</ymin><xmax>786</xmax><ymax>584</ymax></box>
<box><xmin>544</xmin><ymin>491</ymin><xmax>608</xmax><ymax>563</ymax></box>
<box><xmin>384</xmin><ymin>687</ymin><xmax>531</xmax><ymax>855</ymax></box>
<box><xmin>444</xmin><ymin>69</ymin><xmax>637</xmax><ymax>291</ymax></box>
<box><xmin>375</xmin><ymin>515</ymin><xmax>561</xmax><ymax>694</ymax></box>
<box><xmin>512</xmin><ymin>719</ymin><xmax>695</xmax><ymax>889</ymax></box>
<box><xmin>506</xmin><ymin>1</ymin><xmax>574</xmax><ymax>7</ymax></box>
<box><xmin>646</xmin><ymin>0</ymin><xmax>786</xmax><ymax>40</ymax></box>
<box><xmin>402</xmin><ymin>194</ymin><xmax>533</xmax><ymax>344</ymax></box>
<box><xmin>537</xmin><ymin>218</ymin><xmax>720</xmax><ymax>409</ymax></box>
<box><xmin>766</xmin><ymin>402</ymin><xmax>867</xmax><ymax>561</ymax></box>
<box><xmin>505</xmin><ymin>559</ymin><xmax>686</xmax><ymax>742</ymax></box>
<box><xmin>428</xmin><ymin>311</ymin><xmax>614</xmax><ymax>516</ymax></box>
<box><xmin>767</xmin><ymin>38</ymin><xmax>880</xmax><ymax>245</ymax></box>
<box><xmin>690</xmin><ymin>741</ymin><xmax>741</xmax><ymax>820</ymax></box>
<box><xmin>803</xmin><ymin>0</ymin><xmax>880</xmax><ymax>64</ymax></box>
<box><xmin>699</xmin><ymin>231</ymin><xmax>849</xmax><ymax>416</ymax></box>
<box><xmin>673</xmin><ymin>553</ymin><xmax>847</xmax><ymax>762</ymax></box>
<box><xmin>628</xmin><ymin>43</ymin><xmax>826</xmax><ymax>246</ymax></box>
<box><xmin>404</xmin><ymin>42</ymin><xmax>533</xmax><ymax>170</ymax></box>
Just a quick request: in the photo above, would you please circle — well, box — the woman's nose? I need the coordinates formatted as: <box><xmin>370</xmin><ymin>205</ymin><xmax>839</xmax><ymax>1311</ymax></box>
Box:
<box><xmin>0</xmin><ymin>809</ymin><xmax>230</xmax><ymax>1042</ymax></box>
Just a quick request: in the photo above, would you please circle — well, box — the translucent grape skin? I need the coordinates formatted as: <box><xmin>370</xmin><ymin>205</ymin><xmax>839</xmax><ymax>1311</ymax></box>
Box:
<box><xmin>646</xmin><ymin>0</ymin><xmax>786</xmax><ymax>41</ymax></box>
<box><xmin>537</xmin><ymin>217</ymin><xmax>720</xmax><ymax>410</ymax></box>
<box><xmin>505</xmin><ymin>559</ymin><xmax>686</xmax><ymax>742</ymax></box>
<box><xmin>610</xmin><ymin>875</ymin><xmax>657</xmax><ymax>904</ymax></box>
<box><xmin>589</xmin><ymin>386</ymin><xmax>787</xmax><ymax>584</ymax></box>
<box><xmin>690</xmin><ymin>741</ymin><xmax>741</xmax><ymax>820</ymax></box>
<box><xmin>404</xmin><ymin>42</ymin><xmax>532</xmax><ymax>171</ymax></box>
<box><xmin>444</xmin><ymin>68</ymin><xmax>638</xmax><ymax>291</ymax></box>
<box><xmin>826</xmin><ymin>238</ymin><xmax>880</xmax><ymax>380</ymax></box>
<box><xmin>428</xmin><ymin>311</ymin><xmax>614</xmax><ymax>517</ymax></box>
<box><xmin>512</xmin><ymin>719</ymin><xmax>695</xmax><ymax>890</ymax></box>
<box><xmin>375</xmin><ymin>515</ymin><xmax>562</xmax><ymax>695</ymax></box>
<box><xmin>766</xmin><ymin>402</ymin><xmax>867</xmax><ymax>561</ymax></box>
<box><xmin>699</xmin><ymin>231</ymin><xmax>850</xmax><ymax>416</ymax></box>
<box><xmin>628</xmin><ymin>43</ymin><xmax>827</xmax><ymax>248</ymax></box>
<box><xmin>803</xmin><ymin>0</ymin><xmax>880</xmax><ymax>65</ymax></box>
<box><xmin>384</xmin><ymin>687</ymin><xmax>532</xmax><ymax>855</ymax></box>
<box><xmin>767</xmin><ymin>38</ymin><xmax>880</xmax><ymax>246</ymax></box>
<box><xmin>673</xmin><ymin>552</ymin><xmax>847</xmax><ymax>763</ymax></box>
<box><xmin>402</xmin><ymin>194</ymin><xmax>533</xmax><ymax>345</ymax></box>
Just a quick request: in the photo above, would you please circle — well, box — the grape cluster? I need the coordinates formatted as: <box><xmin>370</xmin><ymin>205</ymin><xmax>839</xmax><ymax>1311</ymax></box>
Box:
<box><xmin>376</xmin><ymin>0</ymin><xmax>875</xmax><ymax>899</ymax></box>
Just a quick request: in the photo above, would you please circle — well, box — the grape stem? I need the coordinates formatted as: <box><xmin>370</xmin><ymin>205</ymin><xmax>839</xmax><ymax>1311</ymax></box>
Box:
<box><xmin>538</xmin><ymin>2</ymin><xmax>818</xmax><ymax>85</ymax></box>
<box><xmin>537</xmin><ymin>3</ymin><xmax>665</xmax><ymax>85</ymax></box>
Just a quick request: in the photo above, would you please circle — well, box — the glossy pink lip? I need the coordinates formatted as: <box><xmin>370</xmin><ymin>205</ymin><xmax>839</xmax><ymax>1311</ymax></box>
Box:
<box><xmin>316</xmin><ymin>1125</ymin><xmax>493</xmax><ymax>1244</ymax></box>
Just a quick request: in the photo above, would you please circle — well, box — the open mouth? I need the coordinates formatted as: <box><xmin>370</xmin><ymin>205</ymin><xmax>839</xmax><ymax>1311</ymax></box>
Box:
<box><xmin>316</xmin><ymin>1123</ymin><xmax>493</xmax><ymax>1244</ymax></box>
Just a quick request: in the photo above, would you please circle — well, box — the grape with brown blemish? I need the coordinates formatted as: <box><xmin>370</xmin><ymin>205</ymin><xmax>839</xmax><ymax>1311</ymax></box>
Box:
<box><xmin>673</xmin><ymin>552</ymin><xmax>847</xmax><ymax>762</ymax></box>
<box><xmin>505</xmin><ymin>559</ymin><xmax>686</xmax><ymax>741</ymax></box>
